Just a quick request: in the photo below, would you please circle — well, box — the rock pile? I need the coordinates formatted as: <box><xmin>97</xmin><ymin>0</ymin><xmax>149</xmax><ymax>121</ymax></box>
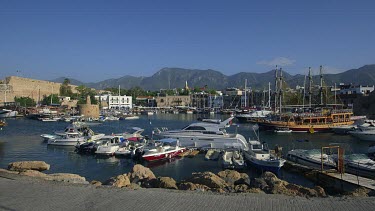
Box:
<box><xmin>0</xmin><ymin>161</ymin><xmax>334</xmax><ymax>197</ymax></box>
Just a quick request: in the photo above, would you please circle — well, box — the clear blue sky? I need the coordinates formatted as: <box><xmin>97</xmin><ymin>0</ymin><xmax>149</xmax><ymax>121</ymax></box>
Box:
<box><xmin>1</xmin><ymin>0</ymin><xmax>374</xmax><ymax>82</ymax></box>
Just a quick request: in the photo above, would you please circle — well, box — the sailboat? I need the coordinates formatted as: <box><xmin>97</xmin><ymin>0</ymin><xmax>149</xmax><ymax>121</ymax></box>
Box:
<box><xmin>256</xmin><ymin>66</ymin><xmax>354</xmax><ymax>133</ymax></box>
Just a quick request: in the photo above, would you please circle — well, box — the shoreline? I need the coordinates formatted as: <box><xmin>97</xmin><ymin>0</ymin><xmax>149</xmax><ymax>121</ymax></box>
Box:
<box><xmin>1</xmin><ymin>169</ymin><xmax>375</xmax><ymax>211</ymax></box>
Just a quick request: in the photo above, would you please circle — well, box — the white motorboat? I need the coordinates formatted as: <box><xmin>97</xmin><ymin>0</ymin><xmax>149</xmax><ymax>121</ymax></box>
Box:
<box><xmin>205</xmin><ymin>149</ymin><xmax>221</xmax><ymax>160</ymax></box>
<box><xmin>274</xmin><ymin>126</ymin><xmax>292</xmax><ymax>133</ymax></box>
<box><xmin>333</xmin><ymin>154</ymin><xmax>375</xmax><ymax>179</ymax></box>
<box><xmin>40</xmin><ymin>134</ymin><xmax>58</xmax><ymax>142</ymax></box>
<box><xmin>141</xmin><ymin>139</ymin><xmax>186</xmax><ymax>161</ymax></box>
<box><xmin>221</xmin><ymin>149</ymin><xmax>245</xmax><ymax>169</ymax></box>
<box><xmin>287</xmin><ymin>149</ymin><xmax>336</xmax><ymax>170</ymax></box>
<box><xmin>47</xmin><ymin>132</ymin><xmax>86</xmax><ymax>146</ymax></box>
<box><xmin>0</xmin><ymin>109</ymin><xmax>18</xmax><ymax>118</ymax></box>
<box><xmin>235</xmin><ymin>109</ymin><xmax>273</xmax><ymax>123</ymax></box>
<box><xmin>95</xmin><ymin>135</ymin><xmax>124</xmax><ymax>156</ymax></box>
<box><xmin>119</xmin><ymin>127</ymin><xmax>144</xmax><ymax>142</ymax></box>
<box><xmin>244</xmin><ymin>140</ymin><xmax>285</xmax><ymax>173</ymax></box>
<box><xmin>349</xmin><ymin>130</ymin><xmax>375</xmax><ymax>141</ymax></box>
<box><xmin>123</xmin><ymin>115</ymin><xmax>140</xmax><ymax>120</ymax></box>
<box><xmin>330</xmin><ymin>125</ymin><xmax>357</xmax><ymax>134</ymax></box>
<box><xmin>155</xmin><ymin>117</ymin><xmax>248</xmax><ymax>150</ymax></box>
<box><xmin>221</xmin><ymin>151</ymin><xmax>234</xmax><ymax>168</ymax></box>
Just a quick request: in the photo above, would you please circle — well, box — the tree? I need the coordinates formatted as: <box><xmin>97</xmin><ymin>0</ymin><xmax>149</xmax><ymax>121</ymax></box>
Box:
<box><xmin>14</xmin><ymin>96</ymin><xmax>36</xmax><ymax>107</ymax></box>
<box><xmin>75</xmin><ymin>85</ymin><xmax>98</xmax><ymax>104</ymax></box>
<box><xmin>41</xmin><ymin>94</ymin><xmax>59</xmax><ymax>105</ymax></box>
<box><xmin>60</xmin><ymin>78</ymin><xmax>73</xmax><ymax>97</ymax></box>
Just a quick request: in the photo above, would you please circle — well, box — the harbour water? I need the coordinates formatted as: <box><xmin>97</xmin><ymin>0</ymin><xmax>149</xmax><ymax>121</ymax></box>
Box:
<box><xmin>0</xmin><ymin>114</ymin><xmax>371</xmax><ymax>187</ymax></box>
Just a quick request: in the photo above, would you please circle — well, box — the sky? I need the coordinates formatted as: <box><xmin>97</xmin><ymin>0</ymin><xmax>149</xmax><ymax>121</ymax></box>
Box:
<box><xmin>1</xmin><ymin>0</ymin><xmax>374</xmax><ymax>82</ymax></box>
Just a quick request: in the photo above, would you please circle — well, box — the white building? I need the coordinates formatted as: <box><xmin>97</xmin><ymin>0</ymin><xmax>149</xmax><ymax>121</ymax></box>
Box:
<box><xmin>95</xmin><ymin>94</ymin><xmax>132</xmax><ymax>109</ymax></box>
<box><xmin>340</xmin><ymin>85</ymin><xmax>374</xmax><ymax>96</ymax></box>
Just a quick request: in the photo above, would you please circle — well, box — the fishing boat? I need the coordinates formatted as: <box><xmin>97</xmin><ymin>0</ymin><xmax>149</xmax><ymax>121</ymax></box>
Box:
<box><xmin>287</xmin><ymin>149</ymin><xmax>336</xmax><ymax>170</ymax></box>
<box><xmin>243</xmin><ymin>140</ymin><xmax>285</xmax><ymax>173</ymax></box>
<box><xmin>154</xmin><ymin>117</ymin><xmax>248</xmax><ymax>150</ymax></box>
<box><xmin>141</xmin><ymin>139</ymin><xmax>186</xmax><ymax>162</ymax></box>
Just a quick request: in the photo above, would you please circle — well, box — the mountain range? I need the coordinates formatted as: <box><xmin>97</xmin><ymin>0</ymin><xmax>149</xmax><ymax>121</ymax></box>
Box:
<box><xmin>52</xmin><ymin>64</ymin><xmax>375</xmax><ymax>91</ymax></box>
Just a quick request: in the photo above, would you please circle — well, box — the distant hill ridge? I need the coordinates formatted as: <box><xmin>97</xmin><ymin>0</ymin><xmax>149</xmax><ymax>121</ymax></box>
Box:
<box><xmin>52</xmin><ymin>65</ymin><xmax>375</xmax><ymax>91</ymax></box>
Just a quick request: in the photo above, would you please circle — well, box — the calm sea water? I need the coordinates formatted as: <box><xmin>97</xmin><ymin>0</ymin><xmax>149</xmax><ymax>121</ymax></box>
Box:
<box><xmin>0</xmin><ymin>114</ymin><xmax>370</xmax><ymax>187</ymax></box>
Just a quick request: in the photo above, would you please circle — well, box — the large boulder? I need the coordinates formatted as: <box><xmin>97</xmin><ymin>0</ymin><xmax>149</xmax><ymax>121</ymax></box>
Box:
<box><xmin>186</xmin><ymin>172</ymin><xmax>228</xmax><ymax>189</ymax></box>
<box><xmin>178</xmin><ymin>182</ymin><xmax>210</xmax><ymax>191</ymax></box>
<box><xmin>105</xmin><ymin>174</ymin><xmax>131</xmax><ymax>188</ymax></box>
<box><xmin>45</xmin><ymin>173</ymin><xmax>88</xmax><ymax>184</ymax></box>
<box><xmin>217</xmin><ymin>170</ymin><xmax>242</xmax><ymax>186</ymax></box>
<box><xmin>128</xmin><ymin>164</ymin><xmax>156</xmax><ymax>183</ymax></box>
<box><xmin>157</xmin><ymin>177</ymin><xmax>178</xmax><ymax>189</ymax></box>
<box><xmin>90</xmin><ymin>180</ymin><xmax>102</xmax><ymax>187</ymax></box>
<box><xmin>8</xmin><ymin>161</ymin><xmax>50</xmax><ymax>172</ymax></box>
<box><xmin>236</xmin><ymin>173</ymin><xmax>251</xmax><ymax>186</ymax></box>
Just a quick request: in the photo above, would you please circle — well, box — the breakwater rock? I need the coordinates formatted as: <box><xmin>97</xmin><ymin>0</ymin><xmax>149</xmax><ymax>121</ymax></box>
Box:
<box><xmin>2</xmin><ymin>161</ymin><xmax>88</xmax><ymax>184</ymax></box>
<box><xmin>0</xmin><ymin>162</ymin><xmax>331</xmax><ymax>197</ymax></box>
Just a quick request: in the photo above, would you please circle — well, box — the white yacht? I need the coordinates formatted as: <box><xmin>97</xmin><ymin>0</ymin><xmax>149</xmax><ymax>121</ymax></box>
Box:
<box><xmin>349</xmin><ymin>130</ymin><xmax>375</xmax><ymax>141</ymax></box>
<box><xmin>244</xmin><ymin>140</ymin><xmax>285</xmax><ymax>173</ymax></box>
<box><xmin>287</xmin><ymin>149</ymin><xmax>336</xmax><ymax>170</ymax></box>
<box><xmin>0</xmin><ymin>109</ymin><xmax>18</xmax><ymax>118</ymax></box>
<box><xmin>155</xmin><ymin>117</ymin><xmax>248</xmax><ymax>150</ymax></box>
<box><xmin>47</xmin><ymin>132</ymin><xmax>86</xmax><ymax>146</ymax></box>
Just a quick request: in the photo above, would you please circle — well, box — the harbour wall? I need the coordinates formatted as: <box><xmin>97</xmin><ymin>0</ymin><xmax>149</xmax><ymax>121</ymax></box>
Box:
<box><xmin>0</xmin><ymin>76</ymin><xmax>79</xmax><ymax>105</ymax></box>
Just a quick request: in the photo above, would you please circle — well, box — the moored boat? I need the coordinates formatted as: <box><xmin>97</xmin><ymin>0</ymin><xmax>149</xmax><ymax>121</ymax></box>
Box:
<box><xmin>244</xmin><ymin>140</ymin><xmax>285</xmax><ymax>173</ymax></box>
<box><xmin>349</xmin><ymin>130</ymin><xmax>375</xmax><ymax>141</ymax></box>
<box><xmin>47</xmin><ymin>132</ymin><xmax>86</xmax><ymax>146</ymax></box>
<box><xmin>287</xmin><ymin>149</ymin><xmax>336</xmax><ymax>170</ymax></box>
<box><xmin>333</xmin><ymin>154</ymin><xmax>375</xmax><ymax>179</ymax></box>
<box><xmin>141</xmin><ymin>139</ymin><xmax>186</xmax><ymax>162</ymax></box>
<box><xmin>95</xmin><ymin>135</ymin><xmax>125</xmax><ymax>156</ymax></box>
<box><xmin>155</xmin><ymin>117</ymin><xmax>248</xmax><ymax>150</ymax></box>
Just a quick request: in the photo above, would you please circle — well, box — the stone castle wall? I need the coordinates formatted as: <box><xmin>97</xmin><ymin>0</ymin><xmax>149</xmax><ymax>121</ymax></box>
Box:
<box><xmin>0</xmin><ymin>76</ymin><xmax>79</xmax><ymax>104</ymax></box>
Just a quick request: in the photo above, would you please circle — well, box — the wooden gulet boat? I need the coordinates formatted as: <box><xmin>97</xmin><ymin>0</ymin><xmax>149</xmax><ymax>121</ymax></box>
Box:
<box><xmin>258</xmin><ymin>110</ymin><xmax>354</xmax><ymax>133</ymax></box>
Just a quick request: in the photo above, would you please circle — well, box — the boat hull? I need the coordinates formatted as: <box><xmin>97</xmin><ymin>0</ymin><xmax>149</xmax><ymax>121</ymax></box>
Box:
<box><xmin>142</xmin><ymin>148</ymin><xmax>185</xmax><ymax>162</ymax></box>
<box><xmin>47</xmin><ymin>138</ymin><xmax>85</xmax><ymax>146</ymax></box>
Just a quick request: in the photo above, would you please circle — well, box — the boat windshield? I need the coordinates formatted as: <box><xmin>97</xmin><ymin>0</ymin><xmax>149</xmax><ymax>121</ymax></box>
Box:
<box><xmin>306</xmin><ymin>149</ymin><xmax>322</xmax><ymax>156</ymax></box>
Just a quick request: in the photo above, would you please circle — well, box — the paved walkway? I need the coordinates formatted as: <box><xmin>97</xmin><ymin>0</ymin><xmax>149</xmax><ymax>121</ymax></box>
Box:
<box><xmin>0</xmin><ymin>176</ymin><xmax>374</xmax><ymax>211</ymax></box>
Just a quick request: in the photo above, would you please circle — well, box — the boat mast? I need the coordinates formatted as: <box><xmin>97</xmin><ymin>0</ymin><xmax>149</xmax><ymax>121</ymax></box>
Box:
<box><xmin>302</xmin><ymin>74</ymin><xmax>306</xmax><ymax>109</ymax></box>
<box><xmin>268</xmin><ymin>82</ymin><xmax>271</xmax><ymax>108</ymax></box>
<box><xmin>334</xmin><ymin>83</ymin><xmax>337</xmax><ymax>107</ymax></box>
<box><xmin>279</xmin><ymin>68</ymin><xmax>283</xmax><ymax>114</ymax></box>
<box><xmin>244</xmin><ymin>79</ymin><xmax>247</xmax><ymax>108</ymax></box>
<box><xmin>308</xmin><ymin>67</ymin><xmax>312</xmax><ymax>109</ymax></box>
<box><xmin>274</xmin><ymin>65</ymin><xmax>278</xmax><ymax>113</ymax></box>
<box><xmin>320</xmin><ymin>65</ymin><xmax>323</xmax><ymax>105</ymax></box>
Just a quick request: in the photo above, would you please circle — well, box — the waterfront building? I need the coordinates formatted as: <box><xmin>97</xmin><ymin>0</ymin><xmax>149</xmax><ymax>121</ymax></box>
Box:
<box><xmin>95</xmin><ymin>94</ymin><xmax>132</xmax><ymax>109</ymax></box>
<box><xmin>136</xmin><ymin>96</ymin><xmax>156</xmax><ymax>107</ymax></box>
<box><xmin>155</xmin><ymin>95</ymin><xmax>191</xmax><ymax>107</ymax></box>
